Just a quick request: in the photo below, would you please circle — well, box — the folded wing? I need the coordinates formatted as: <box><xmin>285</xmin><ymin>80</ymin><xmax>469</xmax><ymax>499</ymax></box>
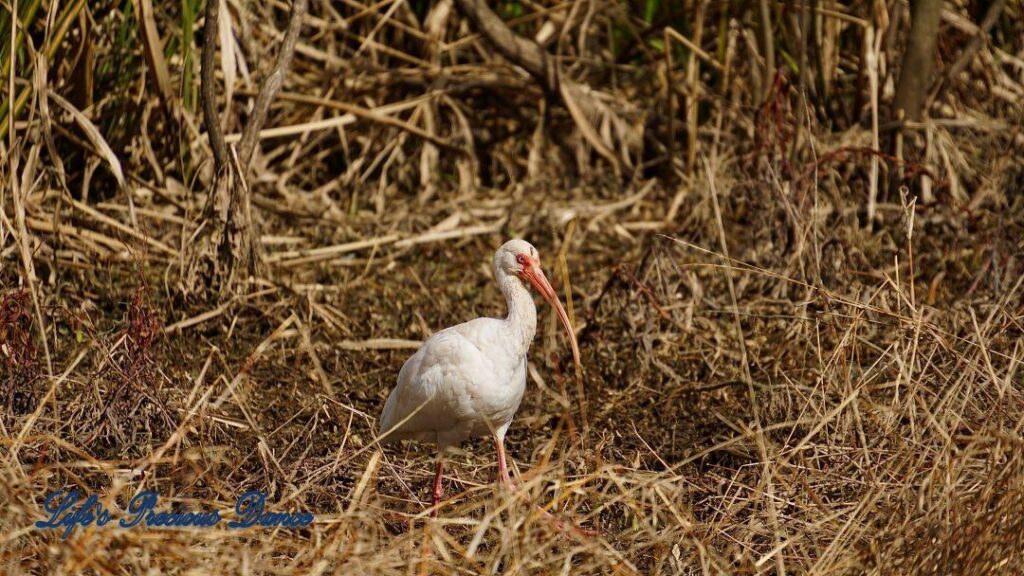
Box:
<box><xmin>379</xmin><ymin>327</ymin><xmax>497</xmax><ymax>444</ymax></box>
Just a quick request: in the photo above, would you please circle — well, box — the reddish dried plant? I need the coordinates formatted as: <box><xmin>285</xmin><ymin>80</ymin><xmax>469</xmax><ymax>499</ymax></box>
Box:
<box><xmin>0</xmin><ymin>290</ymin><xmax>37</xmax><ymax>370</ymax></box>
<box><xmin>123</xmin><ymin>287</ymin><xmax>161</xmax><ymax>366</ymax></box>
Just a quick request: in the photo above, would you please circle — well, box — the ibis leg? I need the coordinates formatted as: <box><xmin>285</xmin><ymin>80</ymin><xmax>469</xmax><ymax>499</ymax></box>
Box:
<box><xmin>494</xmin><ymin>435</ymin><xmax>512</xmax><ymax>486</ymax></box>
<box><xmin>431</xmin><ymin>459</ymin><xmax>444</xmax><ymax>516</ymax></box>
<box><xmin>493</xmin><ymin>434</ymin><xmax>596</xmax><ymax>538</ymax></box>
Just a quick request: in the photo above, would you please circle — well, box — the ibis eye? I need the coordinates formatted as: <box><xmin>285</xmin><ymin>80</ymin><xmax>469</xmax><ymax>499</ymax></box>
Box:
<box><xmin>515</xmin><ymin>254</ymin><xmax>527</xmax><ymax>265</ymax></box>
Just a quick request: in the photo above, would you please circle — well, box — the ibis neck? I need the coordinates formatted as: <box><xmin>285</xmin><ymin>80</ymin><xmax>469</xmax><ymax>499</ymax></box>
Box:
<box><xmin>498</xmin><ymin>272</ymin><xmax>537</xmax><ymax>356</ymax></box>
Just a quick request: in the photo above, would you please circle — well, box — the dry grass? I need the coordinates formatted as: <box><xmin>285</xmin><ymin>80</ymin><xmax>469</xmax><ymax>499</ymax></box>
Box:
<box><xmin>2</xmin><ymin>0</ymin><xmax>1024</xmax><ymax>574</ymax></box>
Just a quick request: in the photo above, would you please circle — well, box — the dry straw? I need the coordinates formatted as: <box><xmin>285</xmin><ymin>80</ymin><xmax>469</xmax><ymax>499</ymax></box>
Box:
<box><xmin>1</xmin><ymin>0</ymin><xmax>1023</xmax><ymax>574</ymax></box>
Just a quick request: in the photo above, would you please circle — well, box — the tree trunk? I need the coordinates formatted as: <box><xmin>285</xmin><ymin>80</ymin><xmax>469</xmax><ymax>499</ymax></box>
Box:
<box><xmin>892</xmin><ymin>0</ymin><xmax>944</xmax><ymax>123</ymax></box>
<box><xmin>183</xmin><ymin>0</ymin><xmax>307</xmax><ymax>299</ymax></box>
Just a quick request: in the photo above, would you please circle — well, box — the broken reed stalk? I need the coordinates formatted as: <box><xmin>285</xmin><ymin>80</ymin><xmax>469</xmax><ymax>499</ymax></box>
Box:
<box><xmin>557</xmin><ymin>218</ymin><xmax>587</xmax><ymax>444</ymax></box>
<box><xmin>663</xmin><ymin>24</ymin><xmax>726</xmax><ymax>177</ymax></box>
<box><xmin>234</xmin><ymin>89</ymin><xmax>460</xmax><ymax>152</ymax></box>
<box><xmin>133</xmin><ymin>0</ymin><xmax>173</xmax><ymax>106</ymax></box>
<box><xmin>662</xmin><ymin>28</ymin><xmax>675</xmax><ymax>180</ymax></box>
<box><xmin>686</xmin><ymin>2</ymin><xmax>706</xmax><ymax>175</ymax></box>
<box><xmin>7</xmin><ymin>1</ymin><xmax>52</xmax><ymax>377</ymax></box>
<box><xmin>866</xmin><ymin>25</ymin><xmax>880</xmax><ymax>226</ymax></box>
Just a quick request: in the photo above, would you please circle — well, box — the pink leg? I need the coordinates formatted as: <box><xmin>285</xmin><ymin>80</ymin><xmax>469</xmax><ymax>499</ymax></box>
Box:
<box><xmin>494</xmin><ymin>436</ymin><xmax>512</xmax><ymax>486</ymax></box>
<box><xmin>430</xmin><ymin>460</ymin><xmax>444</xmax><ymax>516</ymax></box>
<box><xmin>494</xmin><ymin>435</ymin><xmax>597</xmax><ymax>539</ymax></box>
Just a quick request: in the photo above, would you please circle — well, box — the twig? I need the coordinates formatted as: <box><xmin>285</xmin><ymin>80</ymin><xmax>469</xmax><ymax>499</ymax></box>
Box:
<box><xmin>201</xmin><ymin>0</ymin><xmax>229</xmax><ymax>171</ymax></box>
<box><xmin>931</xmin><ymin>0</ymin><xmax>1007</xmax><ymax>102</ymax></box>
<box><xmin>663</xmin><ymin>26</ymin><xmax>725</xmax><ymax>73</ymax></box>
<box><xmin>65</xmin><ymin>195</ymin><xmax>177</xmax><ymax>256</ymax></box>
<box><xmin>162</xmin><ymin>299</ymin><xmax>234</xmax><ymax>334</ymax></box>
<box><xmin>337</xmin><ymin>338</ymin><xmax>424</xmax><ymax>351</ymax></box>
<box><xmin>238</xmin><ymin>0</ymin><xmax>309</xmax><ymax>169</ymax></box>
<box><xmin>236</xmin><ymin>89</ymin><xmax>462</xmax><ymax>153</ymax></box>
<box><xmin>452</xmin><ymin>0</ymin><xmax>623</xmax><ymax>171</ymax></box>
<box><xmin>264</xmin><ymin>234</ymin><xmax>401</xmax><ymax>265</ymax></box>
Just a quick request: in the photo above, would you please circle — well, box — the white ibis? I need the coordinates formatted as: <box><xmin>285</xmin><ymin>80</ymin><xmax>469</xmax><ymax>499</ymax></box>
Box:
<box><xmin>379</xmin><ymin>239</ymin><xmax>580</xmax><ymax>514</ymax></box>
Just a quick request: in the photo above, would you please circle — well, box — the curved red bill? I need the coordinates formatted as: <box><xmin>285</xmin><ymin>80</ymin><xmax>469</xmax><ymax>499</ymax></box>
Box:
<box><xmin>521</xmin><ymin>264</ymin><xmax>581</xmax><ymax>368</ymax></box>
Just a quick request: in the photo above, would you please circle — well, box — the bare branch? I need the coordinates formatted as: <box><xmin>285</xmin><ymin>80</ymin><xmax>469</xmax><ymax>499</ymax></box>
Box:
<box><xmin>452</xmin><ymin>0</ymin><xmax>557</xmax><ymax>93</ymax></box>
<box><xmin>452</xmin><ymin>0</ymin><xmax>629</xmax><ymax>171</ymax></box>
<box><xmin>238</xmin><ymin>0</ymin><xmax>309</xmax><ymax>169</ymax></box>
<box><xmin>201</xmin><ymin>0</ymin><xmax>229</xmax><ymax>171</ymax></box>
<box><xmin>933</xmin><ymin>0</ymin><xmax>1008</xmax><ymax>99</ymax></box>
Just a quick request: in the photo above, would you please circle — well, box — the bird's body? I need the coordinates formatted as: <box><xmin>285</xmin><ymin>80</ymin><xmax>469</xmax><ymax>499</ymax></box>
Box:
<box><xmin>379</xmin><ymin>239</ymin><xmax>580</xmax><ymax>514</ymax></box>
<box><xmin>379</xmin><ymin>316</ymin><xmax>529</xmax><ymax>448</ymax></box>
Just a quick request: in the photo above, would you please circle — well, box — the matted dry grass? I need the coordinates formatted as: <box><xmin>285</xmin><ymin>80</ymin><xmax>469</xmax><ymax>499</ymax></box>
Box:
<box><xmin>3</xmin><ymin>172</ymin><xmax>1022</xmax><ymax>574</ymax></box>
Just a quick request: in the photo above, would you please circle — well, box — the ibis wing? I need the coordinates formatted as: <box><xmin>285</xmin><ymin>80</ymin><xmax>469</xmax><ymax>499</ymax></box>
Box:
<box><xmin>379</xmin><ymin>328</ymin><xmax>496</xmax><ymax>441</ymax></box>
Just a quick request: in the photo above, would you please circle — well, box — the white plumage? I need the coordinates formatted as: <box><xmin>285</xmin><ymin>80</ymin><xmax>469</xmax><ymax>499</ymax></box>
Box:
<box><xmin>379</xmin><ymin>239</ymin><xmax>580</xmax><ymax>513</ymax></box>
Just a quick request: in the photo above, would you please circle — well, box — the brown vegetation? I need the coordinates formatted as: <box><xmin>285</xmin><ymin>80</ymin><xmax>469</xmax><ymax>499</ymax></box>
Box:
<box><xmin>1</xmin><ymin>0</ymin><xmax>1023</xmax><ymax>574</ymax></box>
